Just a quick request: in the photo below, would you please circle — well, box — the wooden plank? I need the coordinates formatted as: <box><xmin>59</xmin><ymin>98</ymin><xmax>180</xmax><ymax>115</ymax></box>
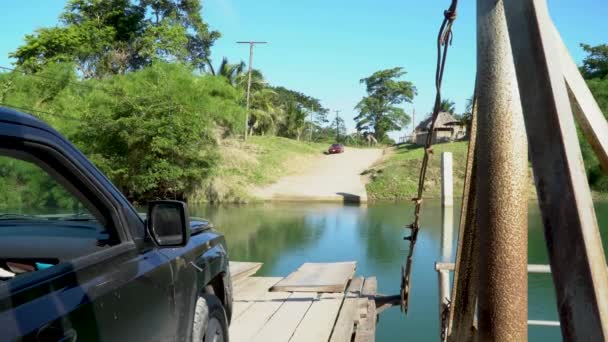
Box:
<box><xmin>233</xmin><ymin>277</ymin><xmax>282</xmax><ymax>301</ymax></box>
<box><xmin>230</xmin><ymin>261</ymin><xmax>263</xmax><ymax>284</ymax></box>
<box><xmin>290</xmin><ymin>293</ymin><xmax>345</xmax><ymax>342</ymax></box>
<box><xmin>551</xmin><ymin>23</ymin><xmax>608</xmax><ymax>171</ymax></box>
<box><xmin>329</xmin><ymin>298</ymin><xmax>357</xmax><ymax>342</ymax></box>
<box><xmin>329</xmin><ymin>277</ymin><xmax>364</xmax><ymax>342</ymax></box>
<box><xmin>346</xmin><ymin>276</ymin><xmax>364</xmax><ymax>297</ymax></box>
<box><xmin>232</xmin><ymin>301</ymin><xmax>255</xmax><ymax>321</ymax></box>
<box><xmin>270</xmin><ymin>262</ymin><xmax>356</xmax><ymax>293</ymax></box>
<box><xmin>503</xmin><ymin>0</ymin><xmax>608</xmax><ymax>340</ymax></box>
<box><xmin>361</xmin><ymin>277</ymin><xmax>377</xmax><ymax>298</ymax></box>
<box><xmin>252</xmin><ymin>292</ymin><xmax>316</xmax><ymax>342</ymax></box>
<box><xmin>355</xmin><ymin>277</ymin><xmax>377</xmax><ymax>342</ymax></box>
<box><xmin>447</xmin><ymin>91</ymin><xmax>479</xmax><ymax>342</ymax></box>
<box><xmin>230</xmin><ymin>291</ymin><xmax>292</xmax><ymax>342</ymax></box>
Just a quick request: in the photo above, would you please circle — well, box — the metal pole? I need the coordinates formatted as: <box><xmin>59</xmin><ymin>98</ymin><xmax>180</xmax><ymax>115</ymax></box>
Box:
<box><xmin>237</xmin><ymin>41</ymin><xmax>267</xmax><ymax>140</ymax></box>
<box><xmin>476</xmin><ymin>0</ymin><xmax>528</xmax><ymax>340</ymax></box>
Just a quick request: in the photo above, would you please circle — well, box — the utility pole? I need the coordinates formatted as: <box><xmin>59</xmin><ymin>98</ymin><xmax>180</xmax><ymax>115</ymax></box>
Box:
<box><xmin>237</xmin><ymin>41</ymin><xmax>267</xmax><ymax>140</ymax></box>
<box><xmin>411</xmin><ymin>107</ymin><xmax>416</xmax><ymax>143</ymax></box>
<box><xmin>412</xmin><ymin>107</ymin><xmax>416</xmax><ymax>135</ymax></box>
<box><xmin>309</xmin><ymin>110</ymin><xmax>313</xmax><ymax>141</ymax></box>
<box><xmin>334</xmin><ymin>110</ymin><xmax>341</xmax><ymax>142</ymax></box>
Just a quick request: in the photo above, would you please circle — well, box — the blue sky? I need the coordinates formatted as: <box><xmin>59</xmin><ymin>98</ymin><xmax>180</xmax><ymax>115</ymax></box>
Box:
<box><xmin>1</xmin><ymin>0</ymin><xmax>606</xmax><ymax>139</ymax></box>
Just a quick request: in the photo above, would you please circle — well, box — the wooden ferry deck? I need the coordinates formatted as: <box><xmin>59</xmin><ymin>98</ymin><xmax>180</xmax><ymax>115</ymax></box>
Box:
<box><xmin>229</xmin><ymin>261</ymin><xmax>378</xmax><ymax>342</ymax></box>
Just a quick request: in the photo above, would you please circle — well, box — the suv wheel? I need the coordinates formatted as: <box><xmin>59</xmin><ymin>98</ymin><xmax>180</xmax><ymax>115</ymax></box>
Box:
<box><xmin>192</xmin><ymin>294</ymin><xmax>229</xmax><ymax>342</ymax></box>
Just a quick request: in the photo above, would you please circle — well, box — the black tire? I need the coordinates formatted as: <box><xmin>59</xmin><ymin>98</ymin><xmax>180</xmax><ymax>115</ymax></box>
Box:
<box><xmin>192</xmin><ymin>293</ymin><xmax>229</xmax><ymax>342</ymax></box>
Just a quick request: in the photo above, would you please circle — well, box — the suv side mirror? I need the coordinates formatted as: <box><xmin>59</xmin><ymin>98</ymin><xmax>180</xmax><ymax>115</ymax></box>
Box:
<box><xmin>147</xmin><ymin>200</ymin><xmax>190</xmax><ymax>247</ymax></box>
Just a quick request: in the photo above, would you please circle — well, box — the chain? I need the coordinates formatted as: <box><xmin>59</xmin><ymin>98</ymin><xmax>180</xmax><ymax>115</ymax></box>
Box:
<box><xmin>440</xmin><ymin>299</ymin><xmax>452</xmax><ymax>341</ymax></box>
<box><xmin>400</xmin><ymin>0</ymin><xmax>459</xmax><ymax>314</ymax></box>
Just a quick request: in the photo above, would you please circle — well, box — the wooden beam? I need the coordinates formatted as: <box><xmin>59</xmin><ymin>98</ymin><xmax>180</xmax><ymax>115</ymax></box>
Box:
<box><xmin>447</xmin><ymin>88</ymin><xmax>479</xmax><ymax>342</ymax></box>
<box><xmin>503</xmin><ymin>0</ymin><xmax>608</xmax><ymax>339</ymax></box>
<box><xmin>549</xmin><ymin>23</ymin><xmax>608</xmax><ymax>171</ymax></box>
<box><xmin>354</xmin><ymin>277</ymin><xmax>377</xmax><ymax>342</ymax></box>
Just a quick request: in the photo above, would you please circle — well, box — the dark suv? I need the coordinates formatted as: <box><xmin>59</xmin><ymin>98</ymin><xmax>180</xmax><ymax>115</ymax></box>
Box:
<box><xmin>0</xmin><ymin>108</ymin><xmax>232</xmax><ymax>341</ymax></box>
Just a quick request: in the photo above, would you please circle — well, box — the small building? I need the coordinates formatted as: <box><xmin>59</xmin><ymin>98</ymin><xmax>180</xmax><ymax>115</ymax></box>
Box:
<box><xmin>413</xmin><ymin>111</ymin><xmax>467</xmax><ymax>145</ymax></box>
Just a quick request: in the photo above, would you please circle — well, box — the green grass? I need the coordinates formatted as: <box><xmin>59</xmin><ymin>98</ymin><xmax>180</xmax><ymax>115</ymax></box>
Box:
<box><xmin>365</xmin><ymin>142</ymin><xmax>469</xmax><ymax>201</ymax></box>
<box><xmin>193</xmin><ymin>136</ymin><xmax>327</xmax><ymax>203</ymax></box>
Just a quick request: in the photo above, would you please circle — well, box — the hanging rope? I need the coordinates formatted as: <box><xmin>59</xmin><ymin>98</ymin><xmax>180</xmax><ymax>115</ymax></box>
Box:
<box><xmin>400</xmin><ymin>0</ymin><xmax>459</xmax><ymax>314</ymax></box>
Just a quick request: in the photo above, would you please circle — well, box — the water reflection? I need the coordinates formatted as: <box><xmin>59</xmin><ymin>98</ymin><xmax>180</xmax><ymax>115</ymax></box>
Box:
<box><xmin>189</xmin><ymin>199</ymin><xmax>608</xmax><ymax>341</ymax></box>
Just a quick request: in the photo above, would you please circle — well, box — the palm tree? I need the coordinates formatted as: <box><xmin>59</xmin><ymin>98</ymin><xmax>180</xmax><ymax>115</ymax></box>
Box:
<box><xmin>439</xmin><ymin>98</ymin><xmax>456</xmax><ymax>114</ymax></box>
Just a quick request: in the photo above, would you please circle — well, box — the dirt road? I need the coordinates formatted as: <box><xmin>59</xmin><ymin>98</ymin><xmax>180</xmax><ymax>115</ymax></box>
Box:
<box><xmin>252</xmin><ymin>147</ymin><xmax>383</xmax><ymax>202</ymax></box>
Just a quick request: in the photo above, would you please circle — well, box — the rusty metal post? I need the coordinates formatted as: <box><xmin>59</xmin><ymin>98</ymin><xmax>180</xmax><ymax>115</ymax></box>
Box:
<box><xmin>476</xmin><ymin>0</ymin><xmax>529</xmax><ymax>340</ymax></box>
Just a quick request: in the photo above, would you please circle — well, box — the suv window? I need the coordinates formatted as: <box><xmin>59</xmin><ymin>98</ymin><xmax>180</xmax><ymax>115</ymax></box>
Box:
<box><xmin>0</xmin><ymin>155</ymin><xmax>111</xmax><ymax>281</ymax></box>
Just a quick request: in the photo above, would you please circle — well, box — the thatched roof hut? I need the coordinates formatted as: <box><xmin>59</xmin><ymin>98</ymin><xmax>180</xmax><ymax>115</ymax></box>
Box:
<box><xmin>413</xmin><ymin>112</ymin><xmax>466</xmax><ymax>145</ymax></box>
<box><xmin>415</xmin><ymin>111</ymin><xmax>461</xmax><ymax>132</ymax></box>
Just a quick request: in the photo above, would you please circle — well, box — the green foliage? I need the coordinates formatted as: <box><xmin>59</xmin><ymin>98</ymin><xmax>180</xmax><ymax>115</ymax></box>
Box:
<box><xmin>355</xmin><ymin>67</ymin><xmax>416</xmax><ymax>141</ymax></box>
<box><xmin>580</xmin><ymin>43</ymin><xmax>608</xmax><ymax>193</ymax></box>
<box><xmin>270</xmin><ymin>86</ymin><xmax>328</xmax><ymax>140</ymax></box>
<box><xmin>439</xmin><ymin>98</ymin><xmax>456</xmax><ymax>114</ymax></box>
<box><xmin>71</xmin><ymin>63</ymin><xmax>244</xmax><ymax>201</ymax></box>
<box><xmin>580</xmin><ymin>44</ymin><xmax>608</xmax><ymax>80</ymax></box>
<box><xmin>365</xmin><ymin>142</ymin><xmax>468</xmax><ymax>201</ymax></box>
<box><xmin>0</xmin><ymin>157</ymin><xmax>79</xmax><ymax>212</ymax></box>
<box><xmin>10</xmin><ymin>0</ymin><xmax>219</xmax><ymax>77</ymax></box>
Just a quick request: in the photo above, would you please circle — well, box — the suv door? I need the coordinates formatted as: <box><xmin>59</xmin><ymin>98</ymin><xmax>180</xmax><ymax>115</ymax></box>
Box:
<box><xmin>0</xmin><ymin>126</ymin><xmax>177</xmax><ymax>341</ymax></box>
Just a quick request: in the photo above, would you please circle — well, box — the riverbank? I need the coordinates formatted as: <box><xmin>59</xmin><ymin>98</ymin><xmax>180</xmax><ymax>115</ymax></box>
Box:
<box><xmin>252</xmin><ymin>147</ymin><xmax>383</xmax><ymax>202</ymax></box>
<box><xmin>364</xmin><ymin>142</ymin><xmax>468</xmax><ymax>201</ymax></box>
<box><xmin>365</xmin><ymin>142</ymin><xmax>608</xmax><ymax>201</ymax></box>
<box><xmin>194</xmin><ymin>136</ymin><xmax>328</xmax><ymax>203</ymax></box>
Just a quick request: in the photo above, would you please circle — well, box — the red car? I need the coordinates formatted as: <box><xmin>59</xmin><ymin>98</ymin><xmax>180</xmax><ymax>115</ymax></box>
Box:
<box><xmin>328</xmin><ymin>143</ymin><xmax>344</xmax><ymax>154</ymax></box>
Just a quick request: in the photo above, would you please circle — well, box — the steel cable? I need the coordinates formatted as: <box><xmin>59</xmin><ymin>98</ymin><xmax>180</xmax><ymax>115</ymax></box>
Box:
<box><xmin>400</xmin><ymin>0</ymin><xmax>459</xmax><ymax>314</ymax></box>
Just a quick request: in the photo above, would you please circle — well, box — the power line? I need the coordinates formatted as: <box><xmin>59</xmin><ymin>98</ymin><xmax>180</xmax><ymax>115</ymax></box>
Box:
<box><xmin>0</xmin><ymin>66</ymin><xmax>99</xmax><ymax>93</ymax></box>
<box><xmin>0</xmin><ymin>102</ymin><xmax>81</xmax><ymax>122</ymax></box>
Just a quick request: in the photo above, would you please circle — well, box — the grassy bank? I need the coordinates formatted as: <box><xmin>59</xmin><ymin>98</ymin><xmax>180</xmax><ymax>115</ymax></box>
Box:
<box><xmin>366</xmin><ymin>142</ymin><xmax>608</xmax><ymax>201</ymax></box>
<box><xmin>194</xmin><ymin>136</ymin><xmax>327</xmax><ymax>203</ymax></box>
<box><xmin>365</xmin><ymin>142</ymin><xmax>469</xmax><ymax>201</ymax></box>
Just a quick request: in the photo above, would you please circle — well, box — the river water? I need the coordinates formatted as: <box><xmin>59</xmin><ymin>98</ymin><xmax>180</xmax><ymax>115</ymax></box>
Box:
<box><xmin>190</xmin><ymin>199</ymin><xmax>608</xmax><ymax>341</ymax></box>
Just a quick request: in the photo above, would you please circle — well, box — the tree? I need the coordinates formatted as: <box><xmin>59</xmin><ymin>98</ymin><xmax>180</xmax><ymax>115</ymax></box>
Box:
<box><xmin>354</xmin><ymin>67</ymin><xmax>416</xmax><ymax>141</ymax></box>
<box><xmin>272</xmin><ymin>87</ymin><xmax>327</xmax><ymax>140</ymax></box>
<box><xmin>580</xmin><ymin>43</ymin><xmax>608</xmax><ymax>80</ymax></box>
<box><xmin>439</xmin><ymin>98</ymin><xmax>456</xmax><ymax>114</ymax></box>
<box><xmin>10</xmin><ymin>0</ymin><xmax>220</xmax><ymax>77</ymax></box>
<box><xmin>579</xmin><ymin>43</ymin><xmax>608</xmax><ymax>192</ymax></box>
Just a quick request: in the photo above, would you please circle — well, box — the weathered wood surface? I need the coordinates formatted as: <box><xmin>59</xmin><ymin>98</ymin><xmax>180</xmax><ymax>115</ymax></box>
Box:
<box><xmin>329</xmin><ymin>277</ymin><xmax>364</xmax><ymax>342</ymax></box>
<box><xmin>230</xmin><ymin>290</ymin><xmax>293</xmax><ymax>341</ymax></box>
<box><xmin>270</xmin><ymin>262</ymin><xmax>356</xmax><ymax>293</ymax></box>
<box><xmin>290</xmin><ymin>292</ymin><xmax>345</xmax><ymax>342</ymax></box>
<box><xmin>504</xmin><ymin>0</ymin><xmax>608</xmax><ymax>339</ymax></box>
<box><xmin>355</xmin><ymin>277</ymin><xmax>377</xmax><ymax>342</ymax></box>
<box><xmin>229</xmin><ymin>263</ymin><xmax>377</xmax><ymax>342</ymax></box>
<box><xmin>230</xmin><ymin>261</ymin><xmax>263</xmax><ymax>284</ymax></box>
<box><xmin>447</xmin><ymin>92</ymin><xmax>479</xmax><ymax>342</ymax></box>
<box><xmin>233</xmin><ymin>277</ymin><xmax>282</xmax><ymax>301</ymax></box>
<box><xmin>252</xmin><ymin>292</ymin><xmax>316</xmax><ymax>342</ymax></box>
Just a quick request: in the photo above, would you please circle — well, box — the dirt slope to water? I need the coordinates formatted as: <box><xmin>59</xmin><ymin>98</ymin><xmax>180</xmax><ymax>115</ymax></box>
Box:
<box><xmin>253</xmin><ymin>147</ymin><xmax>383</xmax><ymax>202</ymax></box>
